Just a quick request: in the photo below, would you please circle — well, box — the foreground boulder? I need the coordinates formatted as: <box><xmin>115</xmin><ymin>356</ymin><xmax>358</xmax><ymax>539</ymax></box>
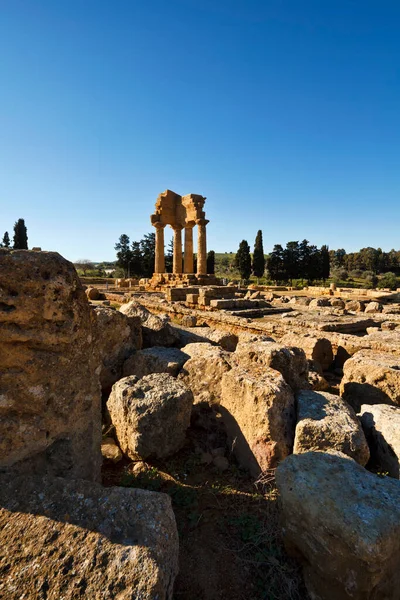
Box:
<box><xmin>294</xmin><ymin>390</ymin><xmax>369</xmax><ymax>465</ymax></box>
<box><xmin>0</xmin><ymin>249</ymin><xmax>101</xmax><ymax>481</ymax></box>
<box><xmin>178</xmin><ymin>343</ymin><xmax>231</xmax><ymax>405</ymax></box>
<box><xmin>123</xmin><ymin>346</ymin><xmax>189</xmax><ymax>378</ymax></box>
<box><xmin>220</xmin><ymin>366</ymin><xmax>295</xmax><ymax>476</ymax></box>
<box><xmin>280</xmin><ymin>332</ymin><xmax>333</xmax><ymax>371</ymax></box>
<box><xmin>277</xmin><ymin>451</ymin><xmax>400</xmax><ymax>600</ymax></box>
<box><xmin>0</xmin><ymin>474</ymin><xmax>178</xmax><ymax>600</ymax></box>
<box><xmin>108</xmin><ymin>374</ymin><xmax>193</xmax><ymax>459</ymax></box>
<box><xmin>233</xmin><ymin>339</ymin><xmax>309</xmax><ymax>392</ymax></box>
<box><xmin>359</xmin><ymin>404</ymin><xmax>400</xmax><ymax>478</ymax></box>
<box><xmin>95</xmin><ymin>306</ymin><xmax>142</xmax><ymax>390</ymax></box>
<box><xmin>120</xmin><ymin>300</ymin><xmax>178</xmax><ymax>347</ymax></box>
<box><xmin>340</xmin><ymin>350</ymin><xmax>400</xmax><ymax>411</ymax></box>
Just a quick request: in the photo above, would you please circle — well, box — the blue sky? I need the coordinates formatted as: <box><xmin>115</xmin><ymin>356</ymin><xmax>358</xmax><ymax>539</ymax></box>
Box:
<box><xmin>1</xmin><ymin>0</ymin><xmax>399</xmax><ymax>262</ymax></box>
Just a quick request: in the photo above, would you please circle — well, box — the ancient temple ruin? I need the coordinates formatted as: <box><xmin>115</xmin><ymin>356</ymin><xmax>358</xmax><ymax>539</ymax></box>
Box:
<box><xmin>150</xmin><ymin>190</ymin><xmax>218</xmax><ymax>287</ymax></box>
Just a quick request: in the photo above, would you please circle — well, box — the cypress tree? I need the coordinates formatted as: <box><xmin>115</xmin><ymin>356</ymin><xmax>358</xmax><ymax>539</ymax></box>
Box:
<box><xmin>13</xmin><ymin>219</ymin><xmax>28</xmax><ymax>249</ymax></box>
<box><xmin>320</xmin><ymin>245</ymin><xmax>330</xmax><ymax>282</ymax></box>
<box><xmin>207</xmin><ymin>250</ymin><xmax>215</xmax><ymax>274</ymax></box>
<box><xmin>1</xmin><ymin>231</ymin><xmax>10</xmax><ymax>248</ymax></box>
<box><xmin>235</xmin><ymin>240</ymin><xmax>252</xmax><ymax>281</ymax></box>
<box><xmin>252</xmin><ymin>230</ymin><xmax>265</xmax><ymax>280</ymax></box>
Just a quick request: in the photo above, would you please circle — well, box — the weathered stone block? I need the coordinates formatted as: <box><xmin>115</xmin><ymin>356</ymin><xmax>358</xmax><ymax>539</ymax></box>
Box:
<box><xmin>0</xmin><ymin>249</ymin><xmax>101</xmax><ymax>481</ymax></box>
<box><xmin>0</xmin><ymin>474</ymin><xmax>179</xmax><ymax>600</ymax></box>
<box><xmin>276</xmin><ymin>452</ymin><xmax>400</xmax><ymax>600</ymax></box>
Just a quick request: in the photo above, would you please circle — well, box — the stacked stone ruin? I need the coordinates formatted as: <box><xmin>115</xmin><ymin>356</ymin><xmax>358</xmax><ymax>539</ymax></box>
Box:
<box><xmin>2</xmin><ymin>238</ymin><xmax>400</xmax><ymax>599</ymax></box>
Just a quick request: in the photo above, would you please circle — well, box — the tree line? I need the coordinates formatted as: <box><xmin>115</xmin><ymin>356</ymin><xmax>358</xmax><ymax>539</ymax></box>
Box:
<box><xmin>234</xmin><ymin>232</ymin><xmax>330</xmax><ymax>284</ymax></box>
<box><xmin>330</xmin><ymin>247</ymin><xmax>400</xmax><ymax>275</ymax></box>
<box><xmin>0</xmin><ymin>219</ymin><xmax>28</xmax><ymax>249</ymax></box>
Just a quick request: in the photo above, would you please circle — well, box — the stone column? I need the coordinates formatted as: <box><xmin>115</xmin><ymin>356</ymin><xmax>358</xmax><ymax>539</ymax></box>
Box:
<box><xmin>184</xmin><ymin>227</ymin><xmax>194</xmax><ymax>273</ymax></box>
<box><xmin>154</xmin><ymin>223</ymin><xmax>165</xmax><ymax>274</ymax></box>
<box><xmin>196</xmin><ymin>219</ymin><xmax>209</xmax><ymax>275</ymax></box>
<box><xmin>173</xmin><ymin>227</ymin><xmax>183</xmax><ymax>274</ymax></box>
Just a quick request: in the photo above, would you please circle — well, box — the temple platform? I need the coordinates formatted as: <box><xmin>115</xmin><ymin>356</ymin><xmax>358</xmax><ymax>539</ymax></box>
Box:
<box><xmin>148</xmin><ymin>272</ymin><xmax>221</xmax><ymax>290</ymax></box>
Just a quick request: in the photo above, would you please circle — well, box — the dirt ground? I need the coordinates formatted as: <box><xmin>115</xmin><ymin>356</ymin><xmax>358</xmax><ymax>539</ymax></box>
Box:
<box><xmin>102</xmin><ymin>404</ymin><xmax>309</xmax><ymax>600</ymax></box>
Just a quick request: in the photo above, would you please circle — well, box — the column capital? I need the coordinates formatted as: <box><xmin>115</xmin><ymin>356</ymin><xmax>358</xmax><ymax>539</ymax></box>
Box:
<box><xmin>172</xmin><ymin>225</ymin><xmax>184</xmax><ymax>231</ymax></box>
<box><xmin>196</xmin><ymin>218</ymin><xmax>209</xmax><ymax>227</ymax></box>
<box><xmin>154</xmin><ymin>221</ymin><xmax>165</xmax><ymax>229</ymax></box>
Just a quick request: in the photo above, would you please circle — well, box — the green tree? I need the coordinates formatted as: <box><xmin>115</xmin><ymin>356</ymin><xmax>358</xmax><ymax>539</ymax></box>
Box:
<box><xmin>235</xmin><ymin>240</ymin><xmax>252</xmax><ymax>281</ymax></box>
<box><xmin>115</xmin><ymin>234</ymin><xmax>132</xmax><ymax>277</ymax></box>
<box><xmin>140</xmin><ymin>233</ymin><xmax>156</xmax><ymax>278</ymax></box>
<box><xmin>130</xmin><ymin>241</ymin><xmax>143</xmax><ymax>276</ymax></box>
<box><xmin>165</xmin><ymin>239</ymin><xmax>174</xmax><ymax>273</ymax></box>
<box><xmin>267</xmin><ymin>244</ymin><xmax>285</xmax><ymax>283</ymax></box>
<box><xmin>252</xmin><ymin>230</ymin><xmax>265</xmax><ymax>280</ymax></box>
<box><xmin>283</xmin><ymin>241</ymin><xmax>300</xmax><ymax>284</ymax></box>
<box><xmin>1</xmin><ymin>231</ymin><xmax>10</xmax><ymax>247</ymax></box>
<box><xmin>13</xmin><ymin>218</ymin><xmax>28</xmax><ymax>249</ymax></box>
<box><xmin>320</xmin><ymin>245</ymin><xmax>330</xmax><ymax>282</ymax></box>
<box><xmin>207</xmin><ymin>250</ymin><xmax>215</xmax><ymax>274</ymax></box>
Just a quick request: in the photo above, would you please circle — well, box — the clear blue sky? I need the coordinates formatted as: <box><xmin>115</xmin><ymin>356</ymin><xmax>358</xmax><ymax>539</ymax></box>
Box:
<box><xmin>1</xmin><ymin>0</ymin><xmax>399</xmax><ymax>262</ymax></box>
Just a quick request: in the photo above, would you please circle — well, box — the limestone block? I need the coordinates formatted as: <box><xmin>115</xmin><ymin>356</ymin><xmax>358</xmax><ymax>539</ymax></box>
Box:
<box><xmin>220</xmin><ymin>366</ymin><xmax>295</xmax><ymax>476</ymax></box>
<box><xmin>294</xmin><ymin>390</ymin><xmax>369</xmax><ymax>465</ymax></box>
<box><xmin>359</xmin><ymin>403</ymin><xmax>400</xmax><ymax>478</ymax></box>
<box><xmin>107</xmin><ymin>374</ymin><xmax>193</xmax><ymax>460</ymax></box>
<box><xmin>365</xmin><ymin>301</ymin><xmax>383</xmax><ymax>313</ymax></box>
<box><xmin>276</xmin><ymin>452</ymin><xmax>400</xmax><ymax>600</ymax></box>
<box><xmin>0</xmin><ymin>249</ymin><xmax>101</xmax><ymax>481</ymax></box>
<box><xmin>280</xmin><ymin>332</ymin><xmax>333</xmax><ymax>371</ymax></box>
<box><xmin>232</xmin><ymin>339</ymin><xmax>309</xmax><ymax>392</ymax></box>
<box><xmin>340</xmin><ymin>350</ymin><xmax>400</xmax><ymax>412</ymax></box>
<box><xmin>186</xmin><ymin>293</ymin><xmax>199</xmax><ymax>304</ymax></box>
<box><xmin>120</xmin><ymin>300</ymin><xmax>178</xmax><ymax>347</ymax></box>
<box><xmin>0</xmin><ymin>474</ymin><xmax>179</xmax><ymax>600</ymax></box>
<box><xmin>345</xmin><ymin>300</ymin><xmax>365</xmax><ymax>312</ymax></box>
<box><xmin>94</xmin><ymin>306</ymin><xmax>142</xmax><ymax>390</ymax></box>
<box><xmin>85</xmin><ymin>286</ymin><xmax>100</xmax><ymax>300</ymax></box>
<box><xmin>123</xmin><ymin>346</ymin><xmax>189</xmax><ymax>378</ymax></box>
<box><xmin>178</xmin><ymin>343</ymin><xmax>231</xmax><ymax>405</ymax></box>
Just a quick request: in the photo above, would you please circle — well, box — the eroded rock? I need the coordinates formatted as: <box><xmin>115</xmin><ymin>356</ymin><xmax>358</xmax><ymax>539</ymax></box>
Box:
<box><xmin>0</xmin><ymin>474</ymin><xmax>179</xmax><ymax>600</ymax></box>
<box><xmin>220</xmin><ymin>366</ymin><xmax>295</xmax><ymax>476</ymax></box>
<box><xmin>120</xmin><ymin>300</ymin><xmax>178</xmax><ymax>347</ymax></box>
<box><xmin>232</xmin><ymin>339</ymin><xmax>309</xmax><ymax>392</ymax></box>
<box><xmin>294</xmin><ymin>390</ymin><xmax>369</xmax><ymax>465</ymax></box>
<box><xmin>280</xmin><ymin>332</ymin><xmax>333</xmax><ymax>371</ymax></box>
<box><xmin>0</xmin><ymin>249</ymin><xmax>101</xmax><ymax>481</ymax></box>
<box><xmin>340</xmin><ymin>350</ymin><xmax>400</xmax><ymax>411</ymax></box>
<box><xmin>107</xmin><ymin>374</ymin><xmax>193</xmax><ymax>459</ymax></box>
<box><xmin>123</xmin><ymin>346</ymin><xmax>189</xmax><ymax>378</ymax></box>
<box><xmin>276</xmin><ymin>452</ymin><xmax>400</xmax><ymax>600</ymax></box>
<box><xmin>95</xmin><ymin>306</ymin><xmax>142</xmax><ymax>390</ymax></box>
<box><xmin>178</xmin><ymin>343</ymin><xmax>231</xmax><ymax>405</ymax></box>
<box><xmin>359</xmin><ymin>404</ymin><xmax>400</xmax><ymax>478</ymax></box>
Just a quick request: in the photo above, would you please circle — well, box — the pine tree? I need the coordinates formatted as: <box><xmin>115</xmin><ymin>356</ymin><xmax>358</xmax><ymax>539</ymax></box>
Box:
<box><xmin>252</xmin><ymin>230</ymin><xmax>265</xmax><ymax>280</ymax></box>
<box><xmin>1</xmin><ymin>231</ymin><xmax>10</xmax><ymax>248</ymax></box>
<box><xmin>207</xmin><ymin>250</ymin><xmax>215</xmax><ymax>274</ymax></box>
<box><xmin>235</xmin><ymin>240</ymin><xmax>252</xmax><ymax>281</ymax></box>
<box><xmin>13</xmin><ymin>219</ymin><xmax>28</xmax><ymax>249</ymax></box>
<box><xmin>114</xmin><ymin>234</ymin><xmax>132</xmax><ymax>277</ymax></box>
